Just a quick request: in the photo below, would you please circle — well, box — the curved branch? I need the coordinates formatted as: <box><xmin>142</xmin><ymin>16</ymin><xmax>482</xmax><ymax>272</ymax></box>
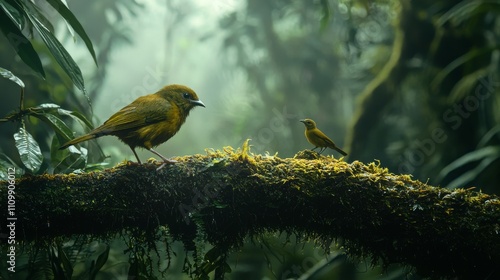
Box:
<box><xmin>1</xmin><ymin>145</ymin><xmax>499</xmax><ymax>279</ymax></box>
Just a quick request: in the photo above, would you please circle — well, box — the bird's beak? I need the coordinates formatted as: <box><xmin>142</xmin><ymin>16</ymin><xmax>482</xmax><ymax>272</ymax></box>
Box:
<box><xmin>190</xmin><ymin>99</ymin><xmax>205</xmax><ymax>107</ymax></box>
<box><xmin>299</xmin><ymin>119</ymin><xmax>306</xmax><ymax>123</ymax></box>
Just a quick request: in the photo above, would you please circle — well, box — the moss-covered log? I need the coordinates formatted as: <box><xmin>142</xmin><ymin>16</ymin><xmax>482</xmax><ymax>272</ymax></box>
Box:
<box><xmin>1</xmin><ymin>145</ymin><xmax>499</xmax><ymax>279</ymax></box>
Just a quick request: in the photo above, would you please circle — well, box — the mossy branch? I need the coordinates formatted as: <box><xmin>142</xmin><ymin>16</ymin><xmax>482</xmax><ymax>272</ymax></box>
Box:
<box><xmin>1</xmin><ymin>144</ymin><xmax>499</xmax><ymax>279</ymax></box>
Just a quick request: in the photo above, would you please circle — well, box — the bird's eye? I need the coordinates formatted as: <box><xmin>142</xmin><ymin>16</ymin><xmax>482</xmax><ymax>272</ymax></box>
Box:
<box><xmin>182</xmin><ymin>92</ymin><xmax>191</xmax><ymax>99</ymax></box>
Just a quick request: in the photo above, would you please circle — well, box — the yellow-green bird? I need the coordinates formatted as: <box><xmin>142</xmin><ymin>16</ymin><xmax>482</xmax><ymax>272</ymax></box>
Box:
<box><xmin>300</xmin><ymin>118</ymin><xmax>347</xmax><ymax>156</ymax></box>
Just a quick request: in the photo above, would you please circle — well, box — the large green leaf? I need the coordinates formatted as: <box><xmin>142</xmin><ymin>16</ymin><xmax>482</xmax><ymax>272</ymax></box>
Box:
<box><xmin>319</xmin><ymin>0</ymin><xmax>331</xmax><ymax>30</ymax></box>
<box><xmin>31</xmin><ymin>112</ymin><xmax>74</xmax><ymax>141</ymax></box>
<box><xmin>449</xmin><ymin>67</ymin><xmax>489</xmax><ymax>102</ymax></box>
<box><xmin>0</xmin><ymin>4</ymin><xmax>45</xmax><ymax>78</ymax></box>
<box><xmin>0</xmin><ymin>156</ymin><xmax>23</xmax><ymax>180</ymax></box>
<box><xmin>51</xmin><ymin>136</ymin><xmax>88</xmax><ymax>173</ymax></box>
<box><xmin>30</xmin><ymin>103</ymin><xmax>61</xmax><ymax>110</ymax></box>
<box><xmin>0</xmin><ymin>67</ymin><xmax>25</xmax><ymax>88</ymax></box>
<box><xmin>21</xmin><ymin>0</ymin><xmax>56</xmax><ymax>33</ymax></box>
<box><xmin>0</xmin><ymin>0</ymin><xmax>24</xmax><ymax>27</ymax></box>
<box><xmin>437</xmin><ymin>146</ymin><xmax>500</xmax><ymax>185</ymax></box>
<box><xmin>57</xmin><ymin>108</ymin><xmax>94</xmax><ymax>130</ymax></box>
<box><xmin>90</xmin><ymin>245</ymin><xmax>110</xmax><ymax>280</ymax></box>
<box><xmin>21</xmin><ymin>1</ymin><xmax>85</xmax><ymax>91</ymax></box>
<box><xmin>56</xmin><ymin>242</ymin><xmax>74</xmax><ymax>279</ymax></box>
<box><xmin>445</xmin><ymin>155</ymin><xmax>499</xmax><ymax>189</ymax></box>
<box><xmin>13</xmin><ymin>127</ymin><xmax>43</xmax><ymax>172</ymax></box>
<box><xmin>45</xmin><ymin>0</ymin><xmax>98</xmax><ymax>66</ymax></box>
<box><xmin>477</xmin><ymin>125</ymin><xmax>500</xmax><ymax>148</ymax></box>
<box><xmin>431</xmin><ymin>47</ymin><xmax>495</xmax><ymax>90</ymax></box>
<box><xmin>438</xmin><ymin>0</ymin><xmax>500</xmax><ymax>27</ymax></box>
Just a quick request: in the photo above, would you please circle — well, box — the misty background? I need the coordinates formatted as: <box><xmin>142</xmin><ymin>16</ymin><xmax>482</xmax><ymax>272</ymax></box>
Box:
<box><xmin>1</xmin><ymin>0</ymin><xmax>499</xmax><ymax>279</ymax></box>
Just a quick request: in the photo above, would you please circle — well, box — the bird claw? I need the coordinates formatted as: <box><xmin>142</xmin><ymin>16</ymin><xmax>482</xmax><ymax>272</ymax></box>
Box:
<box><xmin>156</xmin><ymin>158</ymin><xmax>178</xmax><ymax>171</ymax></box>
<box><xmin>127</xmin><ymin>160</ymin><xmax>142</xmax><ymax>166</ymax></box>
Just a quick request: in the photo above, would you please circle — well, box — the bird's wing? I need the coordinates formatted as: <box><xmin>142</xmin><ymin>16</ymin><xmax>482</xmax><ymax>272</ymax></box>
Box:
<box><xmin>95</xmin><ymin>98</ymin><xmax>171</xmax><ymax>134</ymax></box>
<box><xmin>315</xmin><ymin>130</ymin><xmax>336</xmax><ymax>147</ymax></box>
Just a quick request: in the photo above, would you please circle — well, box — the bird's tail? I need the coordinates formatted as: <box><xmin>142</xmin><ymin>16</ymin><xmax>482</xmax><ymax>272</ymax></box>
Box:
<box><xmin>333</xmin><ymin>146</ymin><xmax>348</xmax><ymax>156</ymax></box>
<box><xmin>59</xmin><ymin>133</ymin><xmax>97</xmax><ymax>150</ymax></box>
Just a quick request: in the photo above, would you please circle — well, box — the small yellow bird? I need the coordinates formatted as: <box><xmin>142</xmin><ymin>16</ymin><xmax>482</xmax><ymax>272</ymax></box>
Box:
<box><xmin>300</xmin><ymin>118</ymin><xmax>347</xmax><ymax>156</ymax></box>
<box><xmin>60</xmin><ymin>84</ymin><xmax>205</xmax><ymax>169</ymax></box>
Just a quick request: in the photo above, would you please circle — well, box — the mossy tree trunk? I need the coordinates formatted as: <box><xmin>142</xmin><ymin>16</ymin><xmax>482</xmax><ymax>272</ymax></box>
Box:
<box><xmin>1</xmin><ymin>146</ymin><xmax>499</xmax><ymax>279</ymax></box>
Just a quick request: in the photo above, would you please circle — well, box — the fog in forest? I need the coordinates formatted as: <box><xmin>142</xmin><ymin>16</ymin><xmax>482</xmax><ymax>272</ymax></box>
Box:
<box><xmin>1</xmin><ymin>0</ymin><xmax>499</xmax><ymax>279</ymax></box>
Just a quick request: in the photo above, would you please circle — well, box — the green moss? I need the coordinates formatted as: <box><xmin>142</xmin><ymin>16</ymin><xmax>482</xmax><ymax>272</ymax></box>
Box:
<box><xmin>0</xmin><ymin>142</ymin><xmax>499</xmax><ymax>279</ymax></box>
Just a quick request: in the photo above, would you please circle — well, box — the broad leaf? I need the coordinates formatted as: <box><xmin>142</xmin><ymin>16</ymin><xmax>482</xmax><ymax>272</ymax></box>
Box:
<box><xmin>0</xmin><ymin>0</ymin><xmax>24</xmax><ymax>27</ymax></box>
<box><xmin>90</xmin><ymin>245</ymin><xmax>110</xmax><ymax>280</ymax></box>
<box><xmin>13</xmin><ymin>127</ymin><xmax>43</xmax><ymax>172</ymax></box>
<box><xmin>57</xmin><ymin>108</ymin><xmax>94</xmax><ymax>130</ymax></box>
<box><xmin>31</xmin><ymin>103</ymin><xmax>61</xmax><ymax>110</ymax></box>
<box><xmin>437</xmin><ymin>146</ymin><xmax>500</xmax><ymax>184</ymax></box>
<box><xmin>23</xmin><ymin>0</ymin><xmax>55</xmax><ymax>33</ymax></box>
<box><xmin>0</xmin><ymin>156</ymin><xmax>23</xmax><ymax>180</ymax></box>
<box><xmin>45</xmin><ymin>0</ymin><xmax>98</xmax><ymax>66</ymax></box>
<box><xmin>432</xmin><ymin>47</ymin><xmax>494</xmax><ymax>90</ymax></box>
<box><xmin>320</xmin><ymin>0</ymin><xmax>330</xmax><ymax>30</ymax></box>
<box><xmin>445</xmin><ymin>155</ymin><xmax>499</xmax><ymax>189</ymax></box>
<box><xmin>449</xmin><ymin>67</ymin><xmax>489</xmax><ymax>102</ymax></box>
<box><xmin>22</xmin><ymin>3</ymin><xmax>85</xmax><ymax>91</ymax></box>
<box><xmin>57</xmin><ymin>242</ymin><xmax>74</xmax><ymax>278</ymax></box>
<box><xmin>0</xmin><ymin>5</ymin><xmax>45</xmax><ymax>78</ymax></box>
<box><xmin>51</xmin><ymin>136</ymin><xmax>88</xmax><ymax>173</ymax></box>
<box><xmin>438</xmin><ymin>0</ymin><xmax>500</xmax><ymax>27</ymax></box>
<box><xmin>0</xmin><ymin>67</ymin><xmax>25</xmax><ymax>88</ymax></box>
<box><xmin>32</xmin><ymin>112</ymin><xmax>74</xmax><ymax>141</ymax></box>
<box><xmin>477</xmin><ymin>125</ymin><xmax>500</xmax><ymax>148</ymax></box>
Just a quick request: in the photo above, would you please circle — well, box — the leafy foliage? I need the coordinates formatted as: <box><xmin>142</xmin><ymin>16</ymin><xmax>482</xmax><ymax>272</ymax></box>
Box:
<box><xmin>0</xmin><ymin>70</ymin><xmax>104</xmax><ymax>174</ymax></box>
<box><xmin>0</xmin><ymin>0</ymin><xmax>97</xmax><ymax>91</ymax></box>
<box><xmin>13</xmin><ymin>127</ymin><xmax>43</xmax><ymax>172</ymax></box>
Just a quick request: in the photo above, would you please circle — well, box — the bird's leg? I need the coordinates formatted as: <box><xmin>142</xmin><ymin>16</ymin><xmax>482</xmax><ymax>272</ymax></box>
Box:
<box><xmin>319</xmin><ymin>147</ymin><xmax>326</xmax><ymax>154</ymax></box>
<box><xmin>311</xmin><ymin>146</ymin><xmax>319</xmax><ymax>152</ymax></box>
<box><xmin>129</xmin><ymin>146</ymin><xmax>142</xmax><ymax>165</ymax></box>
<box><xmin>148</xmin><ymin>148</ymin><xmax>177</xmax><ymax>170</ymax></box>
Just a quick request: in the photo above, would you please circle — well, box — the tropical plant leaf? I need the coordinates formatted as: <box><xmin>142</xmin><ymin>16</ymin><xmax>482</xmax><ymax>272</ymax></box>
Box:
<box><xmin>437</xmin><ymin>146</ymin><xmax>500</xmax><ymax>184</ymax></box>
<box><xmin>56</xmin><ymin>242</ymin><xmax>73</xmax><ymax>278</ymax></box>
<box><xmin>449</xmin><ymin>67</ymin><xmax>489</xmax><ymax>102</ymax></box>
<box><xmin>51</xmin><ymin>136</ymin><xmax>88</xmax><ymax>173</ymax></box>
<box><xmin>445</xmin><ymin>155</ymin><xmax>500</xmax><ymax>189</ymax></box>
<box><xmin>21</xmin><ymin>2</ymin><xmax>85</xmax><ymax>91</ymax></box>
<box><xmin>31</xmin><ymin>103</ymin><xmax>61</xmax><ymax>110</ymax></box>
<box><xmin>477</xmin><ymin>125</ymin><xmax>500</xmax><ymax>148</ymax></box>
<box><xmin>84</xmin><ymin>162</ymin><xmax>109</xmax><ymax>172</ymax></box>
<box><xmin>320</xmin><ymin>0</ymin><xmax>331</xmax><ymax>30</ymax></box>
<box><xmin>57</xmin><ymin>108</ymin><xmax>94</xmax><ymax>130</ymax></box>
<box><xmin>0</xmin><ymin>0</ymin><xmax>24</xmax><ymax>27</ymax></box>
<box><xmin>438</xmin><ymin>1</ymin><xmax>482</xmax><ymax>26</ymax></box>
<box><xmin>45</xmin><ymin>0</ymin><xmax>98</xmax><ymax>66</ymax></box>
<box><xmin>49</xmin><ymin>246</ymin><xmax>66</xmax><ymax>279</ymax></box>
<box><xmin>90</xmin><ymin>245</ymin><xmax>110</xmax><ymax>280</ymax></box>
<box><xmin>0</xmin><ymin>156</ymin><xmax>23</xmax><ymax>180</ymax></box>
<box><xmin>432</xmin><ymin>47</ymin><xmax>494</xmax><ymax>90</ymax></box>
<box><xmin>31</xmin><ymin>112</ymin><xmax>74</xmax><ymax>141</ymax></box>
<box><xmin>0</xmin><ymin>4</ymin><xmax>45</xmax><ymax>78</ymax></box>
<box><xmin>13</xmin><ymin>127</ymin><xmax>43</xmax><ymax>172</ymax></box>
<box><xmin>438</xmin><ymin>0</ymin><xmax>500</xmax><ymax>27</ymax></box>
<box><xmin>0</xmin><ymin>67</ymin><xmax>25</xmax><ymax>88</ymax></box>
<box><xmin>23</xmin><ymin>0</ymin><xmax>55</xmax><ymax>33</ymax></box>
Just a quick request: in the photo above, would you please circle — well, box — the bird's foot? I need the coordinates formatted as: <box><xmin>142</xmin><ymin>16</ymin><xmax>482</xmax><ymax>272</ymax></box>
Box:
<box><xmin>126</xmin><ymin>160</ymin><xmax>142</xmax><ymax>167</ymax></box>
<box><xmin>156</xmin><ymin>158</ymin><xmax>178</xmax><ymax>171</ymax></box>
